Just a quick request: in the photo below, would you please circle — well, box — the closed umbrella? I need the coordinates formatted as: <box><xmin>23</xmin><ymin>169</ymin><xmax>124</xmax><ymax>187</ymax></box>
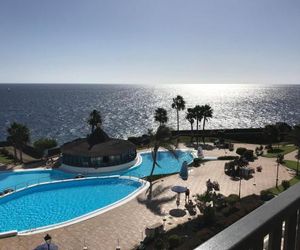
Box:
<box><xmin>197</xmin><ymin>146</ymin><xmax>204</xmax><ymax>158</ymax></box>
<box><xmin>179</xmin><ymin>161</ymin><xmax>188</xmax><ymax>180</ymax></box>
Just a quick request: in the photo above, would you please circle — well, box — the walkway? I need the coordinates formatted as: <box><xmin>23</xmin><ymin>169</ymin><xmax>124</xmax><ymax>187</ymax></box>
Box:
<box><xmin>285</xmin><ymin>149</ymin><xmax>299</xmax><ymax>162</ymax></box>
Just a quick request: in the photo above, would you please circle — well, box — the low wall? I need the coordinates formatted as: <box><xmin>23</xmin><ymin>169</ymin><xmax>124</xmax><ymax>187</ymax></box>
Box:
<box><xmin>172</xmin><ymin>128</ymin><xmax>268</xmax><ymax>144</ymax></box>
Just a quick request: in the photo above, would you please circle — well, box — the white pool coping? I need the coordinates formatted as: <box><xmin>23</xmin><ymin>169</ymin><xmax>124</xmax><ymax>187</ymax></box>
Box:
<box><xmin>138</xmin><ymin>148</ymin><xmax>195</xmax><ymax>154</ymax></box>
<box><xmin>0</xmin><ymin>175</ymin><xmax>149</xmax><ymax>236</ymax></box>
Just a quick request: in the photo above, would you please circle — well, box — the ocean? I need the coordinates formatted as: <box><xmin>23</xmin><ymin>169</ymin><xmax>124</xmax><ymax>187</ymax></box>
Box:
<box><xmin>0</xmin><ymin>84</ymin><xmax>299</xmax><ymax>145</ymax></box>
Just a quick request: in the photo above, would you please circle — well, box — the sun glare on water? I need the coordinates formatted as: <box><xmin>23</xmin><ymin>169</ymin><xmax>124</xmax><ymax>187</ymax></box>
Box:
<box><xmin>159</xmin><ymin>84</ymin><xmax>248</xmax><ymax>99</ymax></box>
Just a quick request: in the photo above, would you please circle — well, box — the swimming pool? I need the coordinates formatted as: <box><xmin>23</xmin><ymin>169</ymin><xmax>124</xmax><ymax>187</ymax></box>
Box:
<box><xmin>0</xmin><ymin>177</ymin><xmax>145</xmax><ymax>233</ymax></box>
<box><xmin>0</xmin><ymin>169</ymin><xmax>73</xmax><ymax>193</ymax></box>
<box><xmin>0</xmin><ymin>150</ymin><xmax>194</xmax><ymax>192</ymax></box>
<box><xmin>119</xmin><ymin>150</ymin><xmax>194</xmax><ymax>178</ymax></box>
<box><xmin>0</xmin><ymin>150</ymin><xmax>193</xmax><ymax>234</ymax></box>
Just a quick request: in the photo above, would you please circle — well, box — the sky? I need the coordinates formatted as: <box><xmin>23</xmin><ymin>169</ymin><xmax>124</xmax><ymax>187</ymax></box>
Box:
<box><xmin>0</xmin><ymin>0</ymin><xmax>299</xmax><ymax>84</ymax></box>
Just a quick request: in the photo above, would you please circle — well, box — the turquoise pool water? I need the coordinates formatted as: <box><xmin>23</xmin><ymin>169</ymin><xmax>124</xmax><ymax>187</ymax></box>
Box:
<box><xmin>0</xmin><ymin>170</ymin><xmax>73</xmax><ymax>192</ymax></box>
<box><xmin>0</xmin><ymin>177</ymin><xmax>142</xmax><ymax>233</ymax></box>
<box><xmin>119</xmin><ymin>150</ymin><xmax>194</xmax><ymax>178</ymax></box>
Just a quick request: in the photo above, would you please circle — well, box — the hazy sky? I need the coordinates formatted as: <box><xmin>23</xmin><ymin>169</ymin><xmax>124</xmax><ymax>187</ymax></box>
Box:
<box><xmin>0</xmin><ymin>0</ymin><xmax>299</xmax><ymax>84</ymax></box>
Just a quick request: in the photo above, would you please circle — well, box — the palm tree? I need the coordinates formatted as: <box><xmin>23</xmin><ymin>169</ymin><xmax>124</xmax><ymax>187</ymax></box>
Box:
<box><xmin>193</xmin><ymin>105</ymin><xmax>203</xmax><ymax>147</ymax></box>
<box><xmin>17</xmin><ymin>124</ymin><xmax>30</xmax><ymax>162</ymax></box>
<box><xmin>186</xmin><ymin>108</ymin><xmax>195</xmax><ymax>131</ymax></box>
<box><xmin>201</xmin><ymin>104</ymin><xmax>213</xmax><ymax>144</ymax></box>
<box><xmin>154</xmin><ymin>108</ymin><xmax>168</xmax><ymax>126</ymax></box>
<box><xmin>186</xmin><ymin>108</ymin><xmax>195</xmax><ymax>143</ymax></box>
<box><xmin>88</xmin><ymin>110</ymin><xmax>102</xmax><ymax>133</ymax></box>
<box><xmin>7</xmin><ymin>122</ymin><xmax>30</xmax><ymax>162</ymax></box>
<box><xmin>148</xmin><ymin>125</ymin><xmax>177</xmax><ymax>197</ymax></box>
<box><xmin>7</xmin><ymin>122</ymin><xmax>19</xmax><ymax>160</ymax></box>
<box><xmin>289</xmin><ymin>125</ymin><xmax>300</xmax><ymax>175</ymax></box>
<box><xmin>171</xmin><ymin>95</ymin><xmax>186</xmax><ymax>132</ymax></box>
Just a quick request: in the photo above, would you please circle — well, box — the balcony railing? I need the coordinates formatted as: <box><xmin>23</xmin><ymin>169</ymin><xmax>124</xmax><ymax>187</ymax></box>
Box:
<box><xmin>195</xmin><ymin>182</ymin><xmax>300</xmax><ymax>250</ymax></box>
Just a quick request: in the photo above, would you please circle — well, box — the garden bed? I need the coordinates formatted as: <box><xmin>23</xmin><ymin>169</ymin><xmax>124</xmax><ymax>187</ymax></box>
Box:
<box><xmin>263</xmin><ymin>145</ymin><xmax>297</xmax><ymax>158</ymax></box>
<box><xmin>140</xmin><ymin>195</ymin><xmax>263</xmax><ymax>250</ymax></box>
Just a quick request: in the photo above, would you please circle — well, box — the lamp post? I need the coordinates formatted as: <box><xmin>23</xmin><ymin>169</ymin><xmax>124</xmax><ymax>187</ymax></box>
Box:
<box><xmin>83</xmin><ymin>239</ymin><xmax>88</xmax><ymax>250</ymax></box>
<box><xmin>116</xmin><ymin>238</ymin><xmax>121</xmax><ymax>250</ymax></box>
<box><xmin>238</xmin><ymin>166</ymin><xmax>242</xmax><ymax>199</ymax></box>
<box><xmin>276</xmin><ymin>154</ymin><xmax>280</xmax><ymax>188</ymax></box>
<box><xmin>238</xmin><ymin>177</ymin><xmax>242</xmax><ymax>198</ymax></box>
<box><xmin>44</xmin><ymin>234</ymin><xmax>52</xmax><ymax>250</ymax></box>
<box><xmin>297</xmin><ymin>148</ymin><xmax>299</xmax><ymax>176</ymax></box>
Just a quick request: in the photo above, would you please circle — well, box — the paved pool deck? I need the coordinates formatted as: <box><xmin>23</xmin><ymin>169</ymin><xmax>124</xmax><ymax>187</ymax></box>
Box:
<box><xmin>0</xmin><ymin>144</ymin><xmax>295</xmax><ymax>250</ymax></box>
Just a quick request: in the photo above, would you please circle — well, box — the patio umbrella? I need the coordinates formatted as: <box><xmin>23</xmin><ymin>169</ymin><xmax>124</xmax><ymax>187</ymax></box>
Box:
<box><xmin>179</xmin><ymin>161</ymin><xmax>188</xmax><ymax>180</ymax></box>
<box><xmin>34</xmin><ymin>243</ymin><xmax>58</xmax><ymax>250</ymax></box>
<box><xmin>171</xmin><ymin>185</ymin><xmax>187</xmax><ymax>193</ymax></box>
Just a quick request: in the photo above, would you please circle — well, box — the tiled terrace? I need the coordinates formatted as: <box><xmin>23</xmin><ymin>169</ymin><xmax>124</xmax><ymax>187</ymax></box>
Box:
<box><xmin>0</xmin><ymin>145</ymin><xmax>296</xmax><ymax>250</ymax></box>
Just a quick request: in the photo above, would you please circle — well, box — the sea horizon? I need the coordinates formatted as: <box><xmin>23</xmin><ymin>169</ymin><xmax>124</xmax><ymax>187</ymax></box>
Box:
<box><xmin>1</xmin><ymin>83</ymin><xmax>300</xmax><ymax>144</ymax></box>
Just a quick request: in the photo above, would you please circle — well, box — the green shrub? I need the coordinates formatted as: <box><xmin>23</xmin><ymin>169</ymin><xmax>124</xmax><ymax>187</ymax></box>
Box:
<box><xmin>196</xmin><ymin>191</ymin><xmax>212</xmax><ymax>203</ymax></box>
<box><xmin>281</xmin><ymin>180</ymin><xmax>290</xmax><ymax>190</ymax></box>
<box><xmin>260</xmin><ymin>190</ymin><xmax>274</xmax><ymax>201</ymax></box>
<box><xmin>221</xmin><ymin>207</ymin><xmax>231</xmax><ymax>217</ymax></box>
<box><xmin>236</xmin><ymin>147</ymin><xmax>247</xmax><ymax>156</ymax></box>
<box><xmin>218</xmin><ymin>156</ymin><xmax>239</xmax><ymax>160</ymax></box>
<box><xmin>168</xmin><ymin>234</ymin><xmax>181</xmax><ymax>249</ymax></box>
<box><xmin>267</xmin><ymin>148</ymin><xmax>283</xmax><ymax>154</ymax></box>
<box><xmin>33</xmin><ymin>138</ymin><xmax>57</xmax><ymax>155</ymax></box>
<box><xmin>243</xmin><ymin>150</ymin><xmax>254</xmax><ymax>160</ymax></box>
<box><xmin>203</xmin><ymin>206</ymin><xmax>216</xmax><ymax>225</ymax></box>
<box><xmin>260</xmin><ymin>190</ymin><xmax>269</xmax><ymax>196</ymax></box>
<box><xmin>225</xmin><ymin>194</ymin><xmax>239</xmax><ymax>207</ymax></box>
<box><xmin>154</xmin><ymin>238</ymin><xmax>165</xmax><ymax>250</ymax></box>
